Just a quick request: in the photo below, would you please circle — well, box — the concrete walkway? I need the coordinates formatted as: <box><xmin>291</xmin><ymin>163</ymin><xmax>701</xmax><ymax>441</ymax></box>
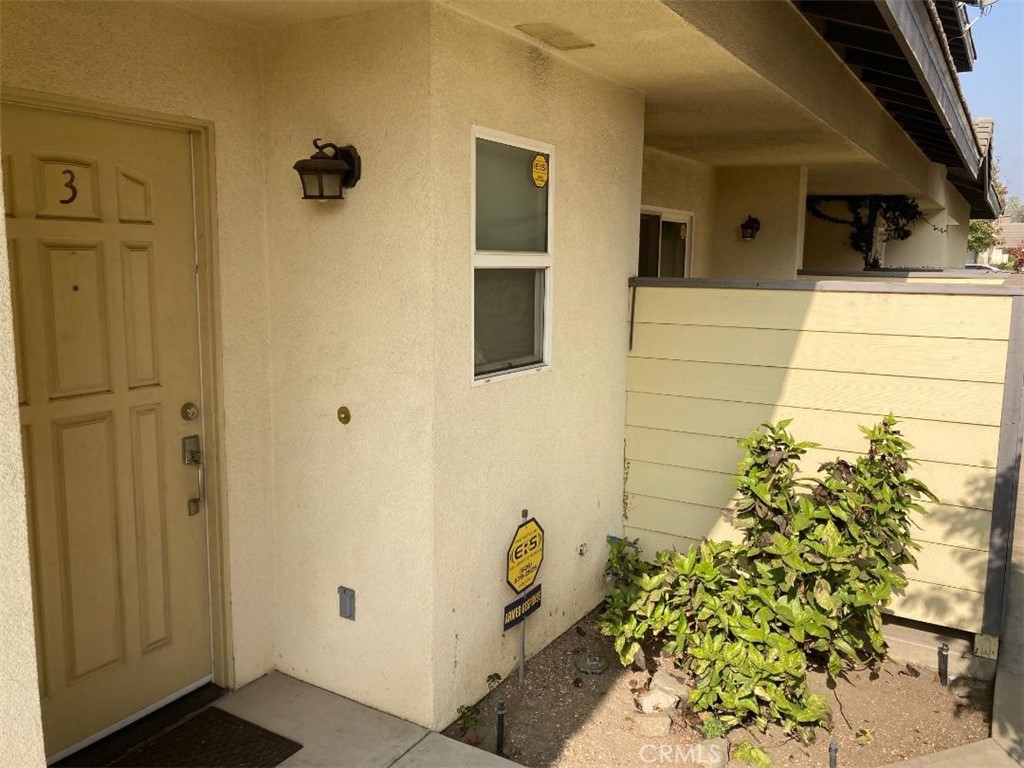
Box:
<box><xmin>216</xmin><ymin>671</ymin><xmax>516</xmax><ymax>767</ymax></box>
<box><xmin>884</xmin><ymin>738</ymin><xmax>1018</xmax><ymax>767</ymax></box>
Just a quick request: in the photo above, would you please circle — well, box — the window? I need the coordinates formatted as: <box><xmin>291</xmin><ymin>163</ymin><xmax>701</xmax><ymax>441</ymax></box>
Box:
<box><xmin>638</xmin><ymin>209</ymin><xmax>693</xmax><ymax>278</ymax></box>
<box><xmin>473</xmin><ymin>129</ymin><xmax>553</xmax><ymax>381</ymax></box>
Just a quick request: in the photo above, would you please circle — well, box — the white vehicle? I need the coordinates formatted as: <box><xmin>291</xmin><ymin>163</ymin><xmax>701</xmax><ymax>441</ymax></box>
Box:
<box><xmin>964</xmin><ymin>263</ymin><xmax>1006</xmax><ymax>272</ymax></box>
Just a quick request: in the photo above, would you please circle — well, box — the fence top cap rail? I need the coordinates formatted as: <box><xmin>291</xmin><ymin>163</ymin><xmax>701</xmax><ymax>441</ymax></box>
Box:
<box><xmin>798</xmin><ymin>269</ymin><xmax>1009</xmax><ymax>279</ymax></box>
<box><xmin>629</xmin><ymin>276</ymin><xmax>1024</xmax><ymax>297</ymax></box>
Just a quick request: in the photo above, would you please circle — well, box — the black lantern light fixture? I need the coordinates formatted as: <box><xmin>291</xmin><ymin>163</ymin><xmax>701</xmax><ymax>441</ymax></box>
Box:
<box><xmin>293</xmin><ymin>139</ymin><xmax>361</xmax><ymax>200</ymax></box>
<box><xmin>740</xmin><ymin>214</ymin><xmax>761</xmax><ymax>241</ymax></box>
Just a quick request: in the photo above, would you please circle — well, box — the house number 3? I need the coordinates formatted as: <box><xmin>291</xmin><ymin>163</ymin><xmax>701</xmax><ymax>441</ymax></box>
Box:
<box><xmin>59</xmin><ymin>169</ymin><xmax>78</xmax><ymax>205</ymax></box>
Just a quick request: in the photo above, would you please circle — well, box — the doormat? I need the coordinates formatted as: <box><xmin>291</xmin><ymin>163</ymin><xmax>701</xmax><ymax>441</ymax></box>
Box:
<box><xmin>109</xmin><ymin>707</ymin><xmax>301</xmax><ymax>767</ymax></box>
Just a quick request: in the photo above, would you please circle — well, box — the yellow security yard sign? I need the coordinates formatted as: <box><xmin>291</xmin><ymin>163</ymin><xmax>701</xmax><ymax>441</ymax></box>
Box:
<box><xmin>507</xmin><ymin>518</ymin><xmax>544</xmax><ymax>594</ymax></box>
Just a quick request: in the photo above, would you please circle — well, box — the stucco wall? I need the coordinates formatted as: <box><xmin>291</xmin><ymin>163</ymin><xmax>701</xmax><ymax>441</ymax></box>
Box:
<box><xmin>427</xmin><ymin>4</ymin><xmax>644</xmax><ymax>729</ymax></box>
<box><xmin>708</xmin><ymin>166</ymin><xmax>807</xmax><ymax>279</ymax></box>
<box><xmin>885</xmin><ymin>183</ymin><xmax>971</xmax><ymax>269</ymax></box>
<box><xmin>802</xmin><ymin>200</ymin><xmax>865</xmax><ymax>271</ymax></box>
<box><xmin>1</xmin><ymin>1</ymin><xmax>275</xmax><ymax>686</ymax></box>
<box><xmin>1</xmin><ymin>0</ymin><xmax>642</xmax><ymax>737</ymax></box>
<box><xmin>947</xmin><ymin>220</ymin><xmax>969</xmax><ymax>266</ymax></box>
<box><xmin>804</xmin><ymin>185</ymin><xmax>974</xmax><ymax>271</ymax></box>
<box><xmin>641</xmin><ymin>147</ymin><xmax>717</xmax><ymax>276</ymax></box>
<box><xmin>0</xmin><ymin>120</ymin><xmax>45</xmax><ymax>764</ymax></box>
<box><xmin>885</xmin><ymin>216</ymin><xmax>959</xmax><ymax>269</ymax></box>
<box><xmin>259</xmin><ymin>4</ymin><xmax>437</xmax><ymax>726</ymax></box>
<box><xmin>665</xmin><ymin>0</ymin><xmax>933</xmax><ymax>193</ymax></box>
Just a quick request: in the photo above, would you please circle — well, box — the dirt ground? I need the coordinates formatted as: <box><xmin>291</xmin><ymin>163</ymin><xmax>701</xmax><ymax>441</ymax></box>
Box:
<box><xmin>444</xmin><ymin>609</ymin><xmax>992</xmax><ymax>767</ymax></box>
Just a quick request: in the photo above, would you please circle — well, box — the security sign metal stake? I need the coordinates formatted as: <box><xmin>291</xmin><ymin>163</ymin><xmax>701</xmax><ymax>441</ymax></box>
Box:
<box><xmin>507</xmin><ymin>518</ymin><xmax>544</xmax><ymax>594</ymax></box>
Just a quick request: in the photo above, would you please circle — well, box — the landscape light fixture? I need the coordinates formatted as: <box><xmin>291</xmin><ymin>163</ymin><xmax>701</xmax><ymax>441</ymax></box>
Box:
<box><xmin>740</xmin><ymin>215</ymin><xmax>761</xmax><ymax>241</ymax></box>
<box><xmin>293</xmin><ymin>139</ymin><xmax>361</xmax><ymax>200</ymax></box>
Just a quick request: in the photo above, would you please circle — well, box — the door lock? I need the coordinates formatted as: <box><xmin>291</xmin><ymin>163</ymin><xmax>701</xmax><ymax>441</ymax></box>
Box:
<box><xmin>182</xmin><ymin>435</ymin><xmax>204</xmax><ymax>516</ymax></box>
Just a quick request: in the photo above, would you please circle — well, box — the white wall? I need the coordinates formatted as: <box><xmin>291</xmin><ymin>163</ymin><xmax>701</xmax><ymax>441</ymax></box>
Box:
<box><xmin>641</xmin><ymin>147</ymin><xmax>717</xmax><ymax>276</ymax></box>
<box><xmin>708</xmin><ymin>166</ymin><xmax>808</xmax><ymax>279</ymax></box>
<box><xmin>259</xmin><ymin>3</ymin><xmax>437</xmax><ymax>726</ymax></box>
<box><xmin>978</xmin><ymin>246</ymin><xmax>1009</xmax><ymax>266</ymax></box>
<box><xmin>1</xmin><ymin>0</ymin><xmax>275</xmax><ymax>687</ymax></box>
<box><xmin>427</xmin><ymin>4</ymin><xmax>644</xmax><ymax>728</ymax></box>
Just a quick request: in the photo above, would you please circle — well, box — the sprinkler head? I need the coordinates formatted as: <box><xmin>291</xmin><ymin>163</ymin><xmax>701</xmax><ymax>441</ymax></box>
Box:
<box><xmin>576</xmin><ymin>651</ymin><xmax>609</xmax><ymax>675</ymax></box>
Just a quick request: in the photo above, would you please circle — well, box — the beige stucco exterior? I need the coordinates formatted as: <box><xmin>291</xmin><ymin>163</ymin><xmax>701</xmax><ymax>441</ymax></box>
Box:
<box><xmin>641</xmin><ymin>147</ymin><xmax>717</xmax><ymax>276</ymax></box>
<box><xmin>427</xmin><ymin>4</ymin><xmax>643</xmax><ymax>726</ymax></box>
<box><xmin>708</xmin><ymin>166</ymin><xmax>809</xmax><ymax>280</ymax></box>
<box><xmin>664</xmin><ymin>0</ymin><xmax>933</xmax><ymax>190</ymax></box>
<box><xmin>1</xmin><ymin>0</ymin><xmax>642</xmax><ymax>737</ymax></box>
<box><xmin>0</xmin><ymin>101</ymin><xmax>46</xmax><ymax>764</ymax></box>
<box><xmin>236</xmin><ymin>1</ymin><xmax>643</xmax><ymax>728</ymax></box>
<box><xmin>803</xmin><ymin>178</ymin><xmax>974</xmax><ymax>272</ymax></box>
<box><xmin>0</xmin><ymin>0</ymin><xmax>1006</xmax><ymax>755</ymax></box>
<box><xmin>258</xmin><ymin>3</ymin><xmax>437</xmax><ymax>725</ymax></box>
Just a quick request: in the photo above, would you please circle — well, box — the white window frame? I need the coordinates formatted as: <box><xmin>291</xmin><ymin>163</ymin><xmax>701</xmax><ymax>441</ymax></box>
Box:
<box><xmin>471</xmin><ymin>125</ymin><xmax>554</xmax><ymax>385</ymax></box>
<box><xmin>640</xmin><ymin>205</ymin><xmax>694</xmax><ymax>278</ymax></box>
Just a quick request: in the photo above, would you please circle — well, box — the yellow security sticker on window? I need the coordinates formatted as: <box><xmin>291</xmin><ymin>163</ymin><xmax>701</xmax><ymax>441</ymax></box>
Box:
<box><xmin>532</xmin><ymin>155</ymin><xmax>549</xmax><ymax>188</ymax></box>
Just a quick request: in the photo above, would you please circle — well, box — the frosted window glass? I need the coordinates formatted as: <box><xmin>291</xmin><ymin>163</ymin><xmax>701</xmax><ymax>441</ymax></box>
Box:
<box><xmin>476</xmin><ymin>139</ymin><xmax>549</xmax><ymax>252</ymax></box>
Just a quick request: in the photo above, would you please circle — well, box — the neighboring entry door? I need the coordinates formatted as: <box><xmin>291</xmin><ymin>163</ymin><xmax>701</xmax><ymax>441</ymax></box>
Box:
<box><xmin>2</xmin><ymin>103</ymin><xmax>212</xmax><ymax>757</ymax></box>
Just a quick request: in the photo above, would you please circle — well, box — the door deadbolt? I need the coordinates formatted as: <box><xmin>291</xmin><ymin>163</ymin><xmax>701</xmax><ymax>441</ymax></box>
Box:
<box><xmin>181</xmin><ymin>402</ymin><xmax>199</xmax><ymax>421</ymax></box>
<box><xmin>182</xmin><ymin>435</ymin><xmax>204</xmax><ymax>516</ymax></box>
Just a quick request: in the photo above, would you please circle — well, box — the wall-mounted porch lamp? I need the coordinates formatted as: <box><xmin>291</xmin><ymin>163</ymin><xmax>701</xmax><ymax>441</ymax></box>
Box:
<box><xmin>293</xmin><ymin>139</ymin><xmax>361</xmax><ymax>200</ymax></box>
<box><xmin>740</xmin><ymin>215</ymin><xmax>761</xmax><ymax>241</ymax></box>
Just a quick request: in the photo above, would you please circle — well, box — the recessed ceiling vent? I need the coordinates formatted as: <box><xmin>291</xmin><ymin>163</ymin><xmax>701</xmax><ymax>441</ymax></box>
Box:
<box><xmin>514</xmin><ymin>22</ymin><xmax>595</xmax><ymax>51</ymax></box>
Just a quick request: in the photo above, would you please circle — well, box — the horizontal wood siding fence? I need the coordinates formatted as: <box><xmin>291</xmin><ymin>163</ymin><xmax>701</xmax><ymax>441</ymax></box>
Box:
<box><xmin>625</xmin><ymin>278</ymin><xmax>1024</xmax><ymax>636</ymax></box>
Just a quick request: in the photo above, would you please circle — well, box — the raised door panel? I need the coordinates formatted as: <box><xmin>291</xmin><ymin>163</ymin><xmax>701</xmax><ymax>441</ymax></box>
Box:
<box><xmin>116</xmin><ymin>169</ymin><xmax>153</xmax><ymax>224</ymax></box>
<box><xmin>52</xmin><ymin>413</ymin><xmax>125</xmax><ymax>684</ymax></box>
<box><xmin>130</xmin><ymin>405</ymin><xmax>171</xmax><ymax>652</ymax></box>
<box><xmin>34</xmin><ymin>155</ymin><xmax>101</xmax><ymax>221</ymax></box>
<box><xmin>121</xmin><ymin>243</ymin><xmax>160</xmax><ymax>388</ymax></box>
<box><xmin>41</xmin><ymin>241</ymin><xmax>112</xmax><ymax>399</ymax></box>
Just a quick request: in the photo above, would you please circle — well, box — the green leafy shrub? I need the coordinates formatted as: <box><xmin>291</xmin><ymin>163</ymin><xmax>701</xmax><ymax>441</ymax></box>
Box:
<box><xmin>700</xmin><ymin>717</ymin><xmax>727</xmax><ymax>740</ymax></box>
<box><xmin>600</xmin><ymin>416</ymin><xmax>935</xmax><ymax>738</ymax></box>
<box><xmin>601</xmin><ymin>536</ymin><xmax>658</xmax><ymax>665</ymax></box>
<box><xmin>455</xmin><ymin>704</ymin><xmax>478</xmax><ymax>734</ymax></box>
<box><xmin>733</xmin><ymin>741</ymin><xmax>771</xmax><ymax>768</ymax></box>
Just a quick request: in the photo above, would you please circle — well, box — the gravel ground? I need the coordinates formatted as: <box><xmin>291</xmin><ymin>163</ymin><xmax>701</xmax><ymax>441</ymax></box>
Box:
<box><xmin>444</xmin><ymin>608</ymin><xmax>992</xmax><ymax>767</ymax></box>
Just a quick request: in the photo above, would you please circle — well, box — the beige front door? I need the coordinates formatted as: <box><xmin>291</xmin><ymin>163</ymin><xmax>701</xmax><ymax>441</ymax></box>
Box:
<box><xmin>2</xmin><ymin>103</ymin><xmax>212</xmax><ymax>757</ymax></box>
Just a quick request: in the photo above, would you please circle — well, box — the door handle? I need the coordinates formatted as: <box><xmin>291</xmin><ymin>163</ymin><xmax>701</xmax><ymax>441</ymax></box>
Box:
<box><xmin>182</xmin><ymin>435</ymin><xmax>204</xmax><ymax>517</ymax></box>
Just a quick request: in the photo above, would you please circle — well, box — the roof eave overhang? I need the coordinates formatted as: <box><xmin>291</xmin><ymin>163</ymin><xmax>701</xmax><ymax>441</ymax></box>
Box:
<box><xmin>795</xmin><ymin>0</ymin><xmax>995</xmax><ymax>218</ymax></box>
<box><xmin>934</xmin><ymin>0</ymin><xmax>976</xmax><ymax>72</ymax></box>
<box><xmin>873</xmin><ymin>0</ymin><xmax>980</xmax><ymax>174</ymax></box>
